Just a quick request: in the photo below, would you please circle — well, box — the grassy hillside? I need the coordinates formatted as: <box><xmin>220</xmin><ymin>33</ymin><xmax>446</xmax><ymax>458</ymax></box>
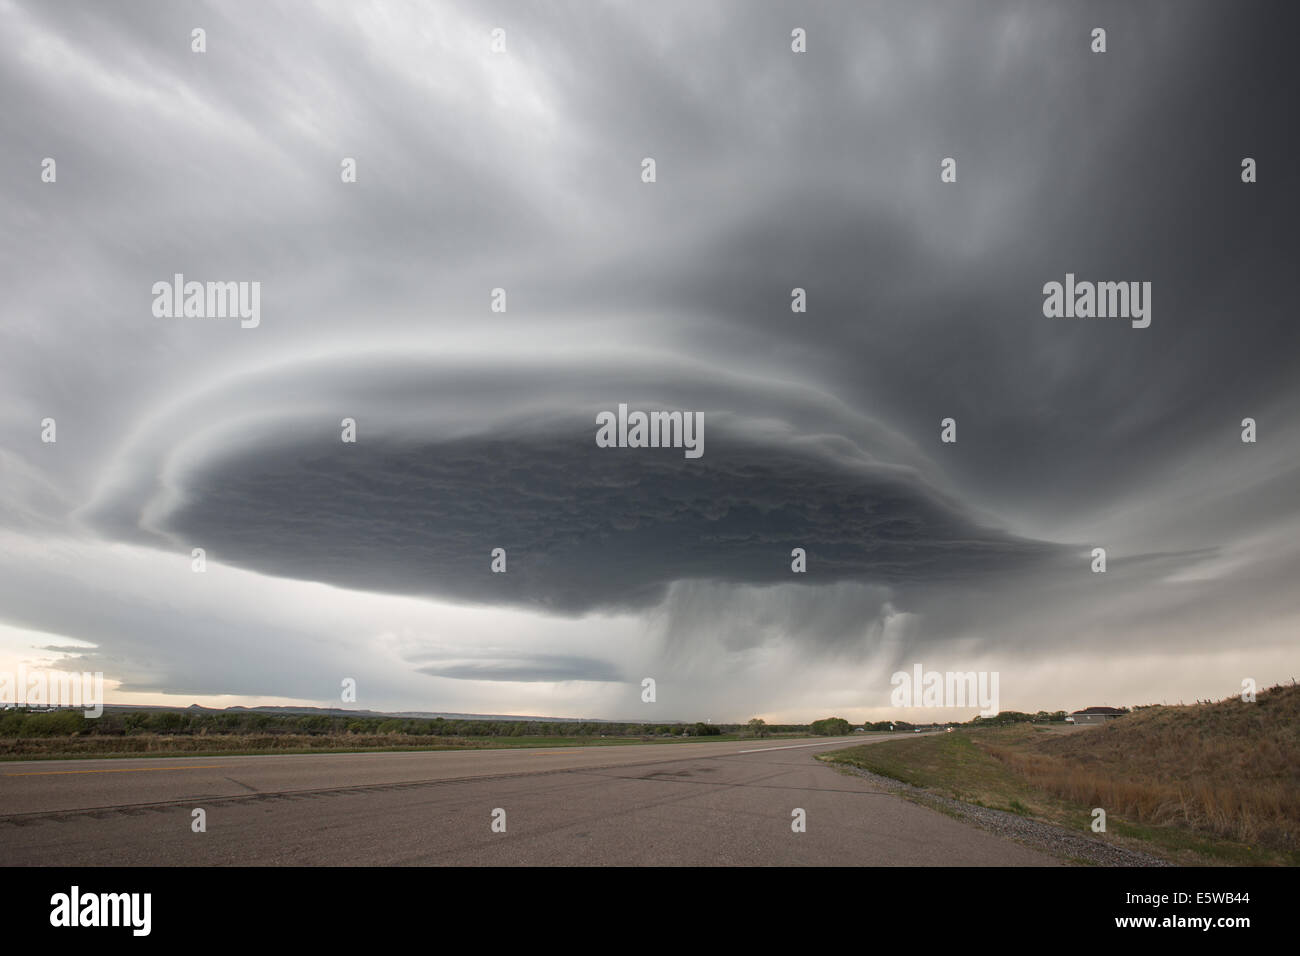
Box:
<box><xmin>825</xmin><ymin>682</ymin><xmax>1300</xmax><ymax>865</ymax></box>
<box><xmin>986</xmin><ymin>683</ymin><xmax>1299</xmax><ymax>852</ymax></box>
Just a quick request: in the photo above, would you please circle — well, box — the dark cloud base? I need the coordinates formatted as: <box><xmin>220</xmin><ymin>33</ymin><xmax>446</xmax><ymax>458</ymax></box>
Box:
<box><xmin>168</xmin><ymin>429</ymin><xmax>1069</xmax><ymax>614</ymax></box>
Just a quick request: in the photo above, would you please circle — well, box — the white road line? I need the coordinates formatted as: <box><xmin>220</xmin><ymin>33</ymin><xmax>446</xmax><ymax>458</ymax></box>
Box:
<box><xmin>734</xmin><ymin>741</ymin><xmax>841</xmax><ymax>754</ymax></box>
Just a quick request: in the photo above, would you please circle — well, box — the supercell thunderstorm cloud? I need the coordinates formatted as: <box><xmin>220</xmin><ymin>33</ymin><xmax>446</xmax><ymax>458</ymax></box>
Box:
<box><xmin>1</xmin><ymin>0</ymin><xmax>1298</xmax><ymax>722</ymax></box>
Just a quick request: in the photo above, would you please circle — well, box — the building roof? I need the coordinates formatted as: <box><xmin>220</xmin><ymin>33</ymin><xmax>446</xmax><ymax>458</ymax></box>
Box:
<box><xmin>1071</xmin><ymin>706</ymin><xmax>1125</xmax><ymax>715</ymax></box>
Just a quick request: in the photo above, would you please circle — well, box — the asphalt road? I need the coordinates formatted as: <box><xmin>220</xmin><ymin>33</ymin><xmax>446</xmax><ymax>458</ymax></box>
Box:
<box><xmin>0</xmin><ymin>736</ymin><xmax>1059</xmax><ymax>865</ymax></box>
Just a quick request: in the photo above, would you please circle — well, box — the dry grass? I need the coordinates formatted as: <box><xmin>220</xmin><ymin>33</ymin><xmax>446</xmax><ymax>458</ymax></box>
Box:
<box><xmin>980</xmin><ymin>683</ymin><xmax>1300</xmax><ymax>852</ymax></box>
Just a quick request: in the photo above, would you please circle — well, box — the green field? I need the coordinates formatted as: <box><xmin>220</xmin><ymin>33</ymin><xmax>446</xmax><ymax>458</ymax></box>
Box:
<box><xmin>0</xmin><ymin>729</ymin><xmax>811</xmax><ymax>761</ymax></box>
<box><xmin>0</xmin><ymin>706</ymin><xmax>852</xmax><ymax>760</ymax></box>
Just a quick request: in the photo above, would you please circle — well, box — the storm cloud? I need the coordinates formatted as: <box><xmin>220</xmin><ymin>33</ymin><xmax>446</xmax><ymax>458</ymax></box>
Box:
<box><xmin>76</xmin><ymin>352</ymin><xmax>1068</xmax><ymax>614</ymax></box>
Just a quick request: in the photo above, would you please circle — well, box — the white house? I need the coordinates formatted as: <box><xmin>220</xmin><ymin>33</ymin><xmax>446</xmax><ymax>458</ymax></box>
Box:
<box><xmin>1066</xmin><ymin>706</ymin><xmax>1126</xmax><ymax>725</ymax></box>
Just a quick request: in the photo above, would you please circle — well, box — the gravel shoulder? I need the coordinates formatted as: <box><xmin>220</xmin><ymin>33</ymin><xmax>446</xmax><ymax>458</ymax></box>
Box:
<box><xmin>833</xmin><ymin>762</ymin><xmax>1171</xmax><ymax>867</ymax></box>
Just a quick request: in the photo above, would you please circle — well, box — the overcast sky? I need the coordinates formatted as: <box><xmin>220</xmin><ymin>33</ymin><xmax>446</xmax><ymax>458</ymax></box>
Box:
<box><xmin>2</xmin><ymin>0</ymin><xmax>1297</xmax><ymax>722</ymax></box>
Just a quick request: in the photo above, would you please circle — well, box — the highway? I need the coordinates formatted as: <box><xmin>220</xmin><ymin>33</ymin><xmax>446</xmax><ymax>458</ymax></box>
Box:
<box><xmin>0</xmin><ymin>736</ymin><xmax>1059</xmax><ymax>865</ymax></box>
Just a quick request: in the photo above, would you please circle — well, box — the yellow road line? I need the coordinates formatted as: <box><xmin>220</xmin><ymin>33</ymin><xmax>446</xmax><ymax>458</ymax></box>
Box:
<box><xmin>4</xmin><ymin>764</ymin><xmax>224</xmax><ymax>777</ymax></box>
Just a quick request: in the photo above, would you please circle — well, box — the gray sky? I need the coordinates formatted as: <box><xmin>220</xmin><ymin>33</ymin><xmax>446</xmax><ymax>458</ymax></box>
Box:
<box><xmin>2</xmin><ymin>0</ymin><xmax>1297</xmax><ymax>721</ymax></box>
